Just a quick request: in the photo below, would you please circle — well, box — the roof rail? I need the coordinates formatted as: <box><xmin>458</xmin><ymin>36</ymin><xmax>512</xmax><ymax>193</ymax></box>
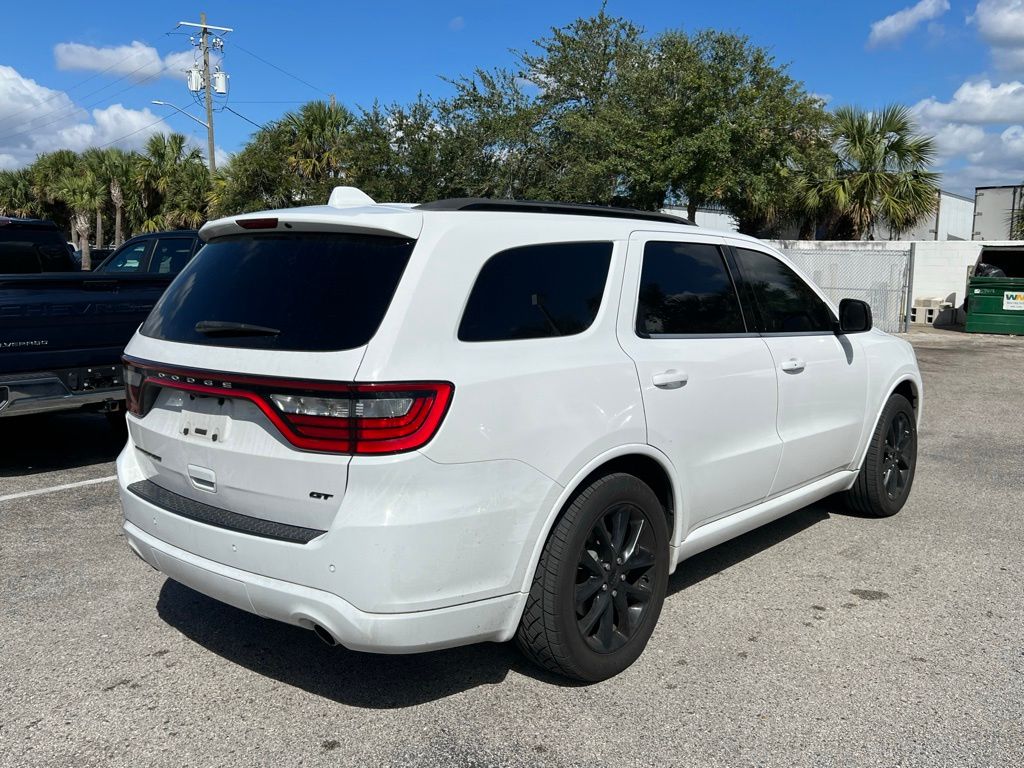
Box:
<box><xmin>415</xmin><ymin>198</ymin><xmax>695</xmax><ymax>226</ymax></box>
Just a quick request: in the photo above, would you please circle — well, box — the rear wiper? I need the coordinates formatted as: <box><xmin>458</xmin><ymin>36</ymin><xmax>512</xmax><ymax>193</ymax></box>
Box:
<box><xmin>194</xmin><ymin>320</ymin><xmax>281</xmax><ymax>337</ymax></box>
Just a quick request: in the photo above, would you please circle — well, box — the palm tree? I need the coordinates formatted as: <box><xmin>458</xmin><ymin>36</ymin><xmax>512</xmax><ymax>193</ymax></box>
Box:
<box><xmin>163</xmin><ymin>162</ymin><xmax>211</xmax><ymax>228</ymax></box>
<box><xmin>30</xmin><ymin>149</ymin><xmax>80</xmax><ymax>236</ymax></box>
<box><xmin>0</xmin><ymin>169</ymin><xmax>37</xmax><ymax>217</ymax></box>
<box><xmin>136</xmin><ymin>133</ymin><xmax>205</xmax><ymax>231</ymax></box>
<box><xmin>82</xmin><ymin>149</ymin><xmax>111</xmax><ymax>249</ymax></box>
<box><xmin>55</xmin><ymin>171</ymin><xmax>104</xmax><ymax>269</ymax></box>
<box><xmin>802</xmin><ymin>105</ymin><xmax>939</xmax><ymax>240</ymax></box>
<box><xmin>283</xmin><ymin>101</ymin><xmax>354</xmax><ymax>195</ymax></box>
<box><xmin>97</xmin><ymin>148</ymin><xmax>136</xmax><ymax>246</ymax></box>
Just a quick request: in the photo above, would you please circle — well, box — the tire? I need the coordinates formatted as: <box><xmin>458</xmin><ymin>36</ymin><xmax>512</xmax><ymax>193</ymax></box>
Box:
<box><xmin>516</xmin><ymin>473</ymin><xmax>669</xmax><ymax>682</ymax></box>
<box><xmin>845</xmin><ymin>394</ymin><xmax>917</xmax><ymax>517</ymax></box>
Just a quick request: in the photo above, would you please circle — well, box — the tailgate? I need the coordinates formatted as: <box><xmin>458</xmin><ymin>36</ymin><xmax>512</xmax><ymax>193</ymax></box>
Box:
<box><xmin>121</xmin><ymin>229</ymin><xmax>417</xmax><ymax>536</ymax></box>
<box><xmin>0</xmin><ymin>274</ymin><xmax>167</xmax><ymax>374</ymax></box>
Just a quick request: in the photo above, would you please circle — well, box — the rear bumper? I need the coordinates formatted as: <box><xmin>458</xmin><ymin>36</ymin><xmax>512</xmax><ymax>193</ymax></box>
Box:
<box><xmin>0</xmin><ymin>370</ymin><xmax>122</xmax><ymax>418</ymax></box>
<box><xmin>123</xmin><ymin>519</ymin><xmax>526</xmax><ymax>653</ymax></box>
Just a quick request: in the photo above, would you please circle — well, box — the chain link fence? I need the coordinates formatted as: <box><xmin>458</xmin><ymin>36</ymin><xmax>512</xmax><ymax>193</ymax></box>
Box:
<box><xmin>780</xmin><ymin>247</ymin><xmax>913</xmax><ymax>334</ymax></box>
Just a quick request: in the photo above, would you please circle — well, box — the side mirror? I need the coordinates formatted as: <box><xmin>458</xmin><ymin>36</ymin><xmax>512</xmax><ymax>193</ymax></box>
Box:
<box><xmin>838</xmin><ymin>298</ymin><xmax>872</xmax><ymax>334</ymax></box>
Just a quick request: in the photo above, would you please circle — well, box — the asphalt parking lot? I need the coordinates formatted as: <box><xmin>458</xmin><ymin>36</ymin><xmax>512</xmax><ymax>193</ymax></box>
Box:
<box><xmin>2</xmin><ymin>327</ymin><xmax>1022</xmax><ymax>768</ymax></box>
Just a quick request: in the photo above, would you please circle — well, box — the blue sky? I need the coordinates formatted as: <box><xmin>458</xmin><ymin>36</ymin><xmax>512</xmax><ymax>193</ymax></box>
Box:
<box><xmin>2</xmin><ymin>1</ymin><xmax>1023</xmax><ymax>195</ymax></box>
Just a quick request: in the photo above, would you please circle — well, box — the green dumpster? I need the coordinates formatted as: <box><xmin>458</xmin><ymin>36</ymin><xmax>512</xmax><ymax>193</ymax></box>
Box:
<box><xmin>965</xmin><ymin>278</ymin><xmax>1024</xmax><ymax>334</ymax></box>
<box><xmin>965</xmin><ymin>246</ymin><xmax>1024</xmax><ymax>335</ymax></box>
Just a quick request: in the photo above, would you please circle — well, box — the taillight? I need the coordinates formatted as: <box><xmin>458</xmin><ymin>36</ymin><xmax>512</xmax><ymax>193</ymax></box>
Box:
<box><xmin>124</xmin><ymin>363</ymin><xmax>144</xmax><ymax>415</ymax></box>
<box><xmin>122</xmin><ymin>357</ymin><xmax>453</xmax><ymax>455</ymax></box>
<box><xmin>269</xmin><ymin>384</ymin><xmax>451</xmax><ymax>453</ymax></box>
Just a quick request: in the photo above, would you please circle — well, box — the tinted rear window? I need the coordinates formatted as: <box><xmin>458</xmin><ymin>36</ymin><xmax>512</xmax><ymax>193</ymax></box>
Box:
<box><xmin>458</xmin><ymin>242</ymin><xmax>612</xmax><ymax>341</ymax></box>
<box><xmin>0</xmin><ymin>227</ymin><xmax>72</xmax><ymax>273</ymax></box>
<box><xmin>140</xmin><ymin>233</ymin><xmax>414</xmax><ymax>351</ymax></box>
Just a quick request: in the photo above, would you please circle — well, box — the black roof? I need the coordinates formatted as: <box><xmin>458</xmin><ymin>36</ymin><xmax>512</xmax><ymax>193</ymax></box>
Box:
<box><xmin>416</xmin><ymin>198</ymin><xmax>694</xmax><ymax>226</ymax></box>
<box><xmin>0</xmin><ymin>216</ymin><xmax>62</xmax><ymax>231</ymax></box>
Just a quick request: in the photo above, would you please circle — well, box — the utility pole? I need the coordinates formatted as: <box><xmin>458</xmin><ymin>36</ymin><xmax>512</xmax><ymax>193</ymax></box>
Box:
<box><xmin>201</xmin><ymin>12</ymin><xmax>216</xmax><ymax>173</ymax></box>
<box><xmin>177</xmin><ymin>13</ymin><xmax>233</xmax><ymax>173</ymax></box>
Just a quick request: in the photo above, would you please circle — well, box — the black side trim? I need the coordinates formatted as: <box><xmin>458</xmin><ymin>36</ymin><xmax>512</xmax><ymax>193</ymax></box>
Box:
<box><xmin>127</xmin><ymin>479</ymin><xmax>326</xmax><ymax>544</ymax></box>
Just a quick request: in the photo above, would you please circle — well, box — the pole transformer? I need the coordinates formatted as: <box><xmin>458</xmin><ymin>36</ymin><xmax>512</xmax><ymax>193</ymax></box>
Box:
<box><xmin>177</xmin><ymin>13</ymin><xmax>234</xmax><ymax>174</ymax></box>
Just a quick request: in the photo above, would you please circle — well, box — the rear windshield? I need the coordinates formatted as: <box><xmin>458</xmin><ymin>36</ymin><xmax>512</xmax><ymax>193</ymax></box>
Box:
<box><xmin>140</xmin><ymin>232</ymin><xmax>414</xmax><ymax>351</ymax></box>
<box><xmin>0</xmin><ymin>227</ymin><xmax>73</xmax><ymax>273</ymax></box>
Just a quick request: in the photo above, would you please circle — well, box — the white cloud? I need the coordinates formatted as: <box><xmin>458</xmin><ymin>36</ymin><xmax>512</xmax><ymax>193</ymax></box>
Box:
<box><xmin>0</xmin><ymin>65</ymin><xmax>170</xmax><ymax>167</ymax></box>
<box><xmin>53</xmin><ymin>41</ymin><xmax>207</xmax><ymax>81</ymax></box>
<box><xmin>914</xmin><ymin>79</ymin><xmax>1024</xmax><ymax>123</ymax></box>
<box><xmin>930</xmin><ymin>124</ymin><xmax>1024</xmax><ymax>194</ymax></box>
<box><xmin>970</xmin><ymin>1</ymin><xmax>1024</xmax><ymax>71</ymax></box>
<box><xmin>449</xmin><ymin>16</ymin><xmax>465</xmax><ymax>32</ymax></box>
<box><xmin>867</xmin><ymin>0</ymin><xmax>950</xmax><ymax>48</ymax></box>
<box><xmin>970</xmin><ymin>0</ymin><xmax>1024</xmax><ymax>47</ymax></box>
<box><xmin>929</xmin><ymin>122</ymin><xmax>987</xmax><ymax>159</ymax></box>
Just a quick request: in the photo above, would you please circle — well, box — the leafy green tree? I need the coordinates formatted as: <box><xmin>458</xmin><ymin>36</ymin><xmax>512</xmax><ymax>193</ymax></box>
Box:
<box><xmin>209</xmin><ymin>122</ymin><xmax>298</xmax><ymax>216</ymax></box>
<box><xmin>656</xmin><ymin>30</ymin><xmax>829</xmax><ymax>230</ymax></box>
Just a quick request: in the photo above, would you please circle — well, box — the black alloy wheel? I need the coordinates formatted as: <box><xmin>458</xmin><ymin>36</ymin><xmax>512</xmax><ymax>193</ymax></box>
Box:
<box><xmin>516</xmin><ymin>473</ymin><xmax>669</xmax><ymax>682</ymax></box>
<box><xmin>845</xmin><ymin>393</ymin><xmax>917</xmax><ymax>517</ymax></box>
<box><xmin>882</xmin><ymin>411</ymin><xmax>914</xmax><ymax>500</ymax></box>
<box><xmin>575</xmin><ymin>503</ymin><xmax>658</xmax><ymax>653</ymax></box>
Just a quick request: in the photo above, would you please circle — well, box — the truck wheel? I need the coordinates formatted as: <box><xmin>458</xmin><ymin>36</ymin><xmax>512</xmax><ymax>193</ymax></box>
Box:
<box><xmin>516</xmin><ymin>473</ymin><xmax>669</xmax><ymax>682</ymax></box>
<box><xmin>845</xmin><ymin>394</ymin><xmax>917</xmax><ymax>517</ymax></box>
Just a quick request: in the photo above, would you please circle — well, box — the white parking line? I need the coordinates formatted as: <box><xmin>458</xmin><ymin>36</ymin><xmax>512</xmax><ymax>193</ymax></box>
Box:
<box><xmin>0</xmin><ymin>475</ymin><xmax>117</xmax><ymax>503</ymax></box>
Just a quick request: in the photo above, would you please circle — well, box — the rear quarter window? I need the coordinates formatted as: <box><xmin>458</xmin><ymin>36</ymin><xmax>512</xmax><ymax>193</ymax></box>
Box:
<box><xmin>458</xmin><ymin>242</ymin><xmax>613</xmax><ymax>342</ymax></box>
<box><xmin>140</xmin><ymin>233</ymin><xmax>414</xmax><ymax>351</ymax></box>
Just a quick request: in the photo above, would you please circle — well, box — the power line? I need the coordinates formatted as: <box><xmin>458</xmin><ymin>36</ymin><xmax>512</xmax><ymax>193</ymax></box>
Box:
<box><xmin>222</xmin><ymin>106</ymin><xmax>263</xmax><ymax>129</ymax></box>
<box><xmin>0</xmin><ymin>47</ymin><xmax>153</xmax><ymax>128</ymax></box>
<box><xmin>233</xmin><ymin>44</ymin><xmax>329</xmax><ymax>97</ymax></box>
<box><xmin>97</xmin><ymin>115</ymin><xmax>167</xmax><ymax>149</ymax></box>
<box><xmin>0</xmin><ymin>64</ymin><xmax>173</xmax><ymax>146</ymax></box>
<box><xmin>221</xmin><ymin>100</ymin><xmax>307</xmax><ymax>104</ymax></box>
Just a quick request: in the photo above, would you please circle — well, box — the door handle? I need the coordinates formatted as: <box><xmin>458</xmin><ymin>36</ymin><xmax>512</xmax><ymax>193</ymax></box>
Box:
<box><xmin>652</xmin><ymin>370</ymin><xmax>688</xmax><ymax>389</ymax></box>
<box><xmin>780</xmin><ymin>358</ymin><xmax>806</xmax><ymax>373</ymax></box>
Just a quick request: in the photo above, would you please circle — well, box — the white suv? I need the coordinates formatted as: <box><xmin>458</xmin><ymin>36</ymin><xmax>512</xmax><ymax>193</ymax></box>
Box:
<box><xmin>117</xmin><ymin>189</ymin><xmax>922</xmax><ymax>681</ymax></box>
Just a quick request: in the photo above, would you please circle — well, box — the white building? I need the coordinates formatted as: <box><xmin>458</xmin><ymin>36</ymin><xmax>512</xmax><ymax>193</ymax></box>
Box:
<box><xmin>893</xmin><ymin>190</ymin><xmax>973</xmax><ymax>241</ymax></box>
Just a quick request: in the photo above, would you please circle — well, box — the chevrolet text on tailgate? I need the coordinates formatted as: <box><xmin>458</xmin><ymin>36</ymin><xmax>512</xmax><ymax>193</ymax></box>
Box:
<box><xmin>0</xmin><ymin>219</ymin><xmax>200</xmax><ymax>419</ymax></box>
<box><xmin>117</xmin><ymin>187</ymin><xmax>923</xmax><ymax>681</ymax></box>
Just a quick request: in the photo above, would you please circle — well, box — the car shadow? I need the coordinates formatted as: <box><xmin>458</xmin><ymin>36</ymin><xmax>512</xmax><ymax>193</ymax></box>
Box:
<box><xmin>0</xmin><ymin>412</ymin><xmax>126</xmax><ymax>477</ymax></box>
<box><xmin>156</xmin><ymin>498</ymin><xmax>841</xmax><ymax>707</ymax></box>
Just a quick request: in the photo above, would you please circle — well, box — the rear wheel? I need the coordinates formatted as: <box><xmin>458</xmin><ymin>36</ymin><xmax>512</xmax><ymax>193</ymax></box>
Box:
<box><xmin>845</xmin><ymin>393</ymin><xmax>917</xmax><ymax>517</ymax></box>
<box><xmin>516</xmin><ymin>473</ymin><xmax>669</xmax><ymax>682</ymax></box>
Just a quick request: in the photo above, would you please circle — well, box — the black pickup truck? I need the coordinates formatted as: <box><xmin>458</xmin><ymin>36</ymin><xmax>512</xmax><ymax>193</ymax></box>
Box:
<box><xmin>0</xmin><ymin>218</ymin><xmax>199</xmax><ymax>419</ymax></box>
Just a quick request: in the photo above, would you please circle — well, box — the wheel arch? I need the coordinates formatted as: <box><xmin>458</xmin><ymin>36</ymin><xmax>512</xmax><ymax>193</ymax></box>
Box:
<box><xmin>855</xmin><ymin>373</ymin><xmax>921</xmax><ymax>471</ymax></box>
<box><xmin>518</xmin><ymin>445</ymin><xmax>681</xmax><ymax>597</ymax></box>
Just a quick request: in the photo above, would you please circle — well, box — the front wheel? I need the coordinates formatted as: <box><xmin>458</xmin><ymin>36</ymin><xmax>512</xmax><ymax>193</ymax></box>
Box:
<box><xmin>516</xmin><ymin>473</ymin><xmax>669</xmax><ymax>682</ymax></box>
<box><xmin>845</xmin><ymin>393</ymin><xmax>918</xmax><ymax>517</ymax></box>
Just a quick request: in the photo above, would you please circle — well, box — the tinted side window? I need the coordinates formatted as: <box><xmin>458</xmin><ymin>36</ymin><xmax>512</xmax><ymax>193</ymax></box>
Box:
<box><xmin>150</xmin><ymin>238</ymin><xmax>195</xmax><ymax>274</ymax></box>
<box><xmin>734</xmin><ymin>248</ymin><xmax>833</xmax><ymax>333</ymax></box>
<box><xmin>637</xmin><ymin>242</ymin><xmax>745</xmax><ymax>335</ymax></box>
<box><xmin>459</xmin><ymin>242</ymin><xmax>612</xmax><ymax>341</ymax></box>
<box><xmin>103</xmin><ymin>242</ymin><xmax>150</xmax><ymax>273</ymax></box>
